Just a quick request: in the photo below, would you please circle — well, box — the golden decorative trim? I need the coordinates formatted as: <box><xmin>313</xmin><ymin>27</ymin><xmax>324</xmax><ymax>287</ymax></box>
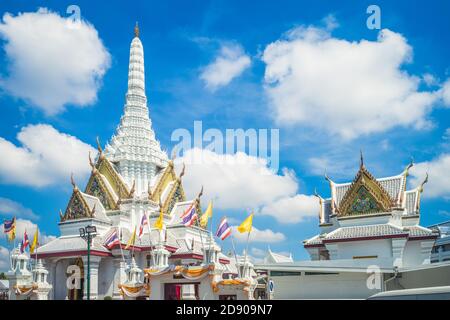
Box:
<box><xmin>338</xmin><ymin>165</ymin><xmax>394</xmax><ymax>217</ymax></box>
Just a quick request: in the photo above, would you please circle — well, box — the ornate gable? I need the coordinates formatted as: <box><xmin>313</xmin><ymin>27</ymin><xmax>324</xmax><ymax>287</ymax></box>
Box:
<box><xmin>85</xmin><ymin>171</ymin><xmax>118</xmax><ymax>210</ymax></box>
<box><xmin>338</xmin><ymin>165</ymin><xmax>394</xmax><ymax>217</ymax></box>
<box><xmin>95</xmin><ymin>151</ymin><xmax>131</xmax><ymax>200</ymax></box>
<box><xmin>61</xmin><ymin>188</ymin><xmax>94</xmax><ymax>222</ymax></box>
<box><xmin>150</xmin><ymin>161</ymin><xmax>178</xmax><ymax>202</ymax></box>
<box><xmin>163</xmin><ymin>179</ymin><xmax>187</xmax><ymax>215</ymax></box>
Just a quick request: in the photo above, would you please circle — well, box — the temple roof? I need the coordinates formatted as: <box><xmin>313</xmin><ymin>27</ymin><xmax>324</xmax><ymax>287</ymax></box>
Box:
<box><xmin>318</xmin><ymin>157</ymin><xmax>427</xmax><ymax>222</ymax></box>
<box><xmin>304</xmin><ymin>223</ymin><xmax>437</xmax><ymax>247</ymax></box>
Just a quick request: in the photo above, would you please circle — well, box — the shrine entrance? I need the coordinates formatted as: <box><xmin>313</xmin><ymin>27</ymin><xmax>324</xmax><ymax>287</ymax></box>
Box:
<box><xmin>164</xmin><ymin>283</ymin><xmax>199</xmax><ymax>300</ymax></box>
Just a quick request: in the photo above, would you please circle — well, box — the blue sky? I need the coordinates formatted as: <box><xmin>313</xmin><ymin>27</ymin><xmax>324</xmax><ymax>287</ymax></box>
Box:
<box><xmin>0</xmin><ymin>0</ymin><xmax>449</xmax><ymax>267</ymax></box>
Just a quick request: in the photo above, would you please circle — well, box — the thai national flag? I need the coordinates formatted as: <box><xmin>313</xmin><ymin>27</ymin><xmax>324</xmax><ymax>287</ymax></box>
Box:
<box><xmin>138</xmin><ymin>213</ymin><xmax>148</xmax><ymax>239</ymax></box>
<box><xmin>182</xmin><ymin>205</ymin><xmax>198</xmax><ymax>227</ymax></box>
<box><xmin>22</xmin><ymin>230</ymin><xmax>30</xmax><ymax>249</ymax></box>
<box><xmin>104</xmin><ymin>230</ymin><xmax>121</xmax><ymax>249</ymax></box>
<box><xmin>216</xmin><ymin>218</ymin><xmax>232</xmax><ymax>241</ymax></box>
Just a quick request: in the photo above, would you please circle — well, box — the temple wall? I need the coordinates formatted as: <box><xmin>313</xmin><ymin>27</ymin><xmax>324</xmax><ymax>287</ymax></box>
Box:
<box><xmin>98</xmin><ymin>258</ymin><xmax>114</xmax><ymax>299</ymax></box>
<box><xmin>332</xmin><ymin>239</ymin><xmax>391</xmax><ymax>260</ymax></box>
<box><xmin>270</xmin><ymin>272</ymin><xmax>382</xmax><ymax>299</ymax></box>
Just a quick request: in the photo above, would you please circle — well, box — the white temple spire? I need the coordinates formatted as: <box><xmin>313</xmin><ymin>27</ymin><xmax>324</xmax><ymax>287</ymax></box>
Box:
<box><xmin>104</xmin><ymin>25</ymin><xmax>168</xmax><ymax>196</ymax></box>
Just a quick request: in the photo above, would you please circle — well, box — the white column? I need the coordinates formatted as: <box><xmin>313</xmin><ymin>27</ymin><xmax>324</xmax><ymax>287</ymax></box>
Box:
<box><xmin>113</xmin><ymin>258</ymin><xmax>127</xmax><ymax>299</ymax></box>
<box><xmin>82</xmin><ymin>256</ymin><xmax>101</xmax><ymax>300</ymax></box>
<box><xmin>392</xmin><ymin>238</ymin><xmax>407</xmax><ymax>267</ymax></box>
<box><xmin>420</xmin><ymin>240</ymin><xmax>435</xmax><ymax>265</ymax></box>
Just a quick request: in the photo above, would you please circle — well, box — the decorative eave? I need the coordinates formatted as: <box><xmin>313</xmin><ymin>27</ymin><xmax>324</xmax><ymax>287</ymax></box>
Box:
<box><xmin>61</xmin><ymin>176</ymin><xmax>96</xmax><ymax>222</ymax></box>
<box><xmin>161</xmin><ymin>164</ymin><xmax>187</xmax><ymax>215</ymax></box>
<box><xmin>96</xmin><ymin>139</ymin><xmax>132</xmax><ymax>199</ymax></box>
<box><xmin>85</xmin><ymin>154</ymin><xmax>119</xmax><ymax>210</ymax></box>
<box><xmin>150</xmin><ymin>160</ymin><xmax>177</xmax><ymax>202</ymax></box>
<box><xmin>338</xmin><ymin>164</ymin><xmax>394</xmax><ymax>217</ymax></box>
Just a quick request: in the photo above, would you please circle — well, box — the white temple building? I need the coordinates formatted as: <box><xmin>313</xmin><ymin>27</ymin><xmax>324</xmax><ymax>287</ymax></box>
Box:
<box><xmin>255</xmin><ymin>157</ymin><xmax>450</xmax><ymax>299</ymax></box>
<box><xmin>29</xmin><ymin>25</ymin><xmax>257</xmax><ymax>300</ymax></box>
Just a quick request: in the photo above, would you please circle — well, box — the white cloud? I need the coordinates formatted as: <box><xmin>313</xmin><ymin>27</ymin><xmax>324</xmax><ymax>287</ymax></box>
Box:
<box><xmin>0</xmin><ymin>218</ymin><xmax>56</xmax><ymax>244</ymax></box>
<box><xmin>0</xmin><ymin>8</ymin><xmax>111</xmax><ymax>115</ymax></box>
<box><xmin>0</xmin><ymin>124</ymin><xmax>96</xmax><ymax>187</ymax></box>
<box><xmin>200</xmin><ymin>43</ymin><xmax>251</xmax><ymax>90</ymax></box>
<box><xmin>0</xmin><ymin>197</ymin><xmax>39</xmax><ymax>220</ymax></box>
<box><xmin>176</xmin><ymin>148</ymin><xmax>298</xmax><ymax>210</ymax></box>
<box><xmin>409</xmin><ymin>154</ymin><xmax>450</xmax><ymax>198</ymax></box>
<box><xmin>259</xmin><ymin>194</ymin><xmax>319</xmax><ymax>224</ymax></box>
<box><xmin>442</xmin><ymin>79</ymin><xmax>450</xmax><ymax>106</ymax></box>
<box><xmin>262</xmin><ymin>26</ymin><xmax>443</xmax><ymax>139</ymax></box>
<box><xmin>232</xmin><ymin>226</ymin><xmax>286</xmax><ymax>243</ymax></box>
<box><xmin>0</xmin><ymin>246</ymin><xmax>9</xmax><ymax>271</ymax></box>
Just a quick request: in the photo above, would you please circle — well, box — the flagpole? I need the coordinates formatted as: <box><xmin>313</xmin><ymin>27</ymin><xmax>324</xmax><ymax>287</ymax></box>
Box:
<box><xmin>243</xmin><ymin>229</ymin><xmax>251</xmax><ymax>278</ymax></box>
<box><xmin>145</xmin><ymin>212</ymin><xmax>156</xmax><ymax>267</ymax></box>
<box><xmin>118</xmin><ymin>227</ymin><xmax>125</xmax><ymax>263</ymax></box>
<box><xmin>230</xmin><ymin>233</ymin><xmax>241</xmax><ymax>279</ymax></box>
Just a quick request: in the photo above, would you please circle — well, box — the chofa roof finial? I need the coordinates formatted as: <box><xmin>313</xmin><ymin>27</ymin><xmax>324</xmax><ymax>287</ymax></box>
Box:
<box><xmin>70</xmin><ymin>173</ymin><xmax>78</xmax><ymax>191</ymax></box>
<box><xmin>404</xmin><ymin>157</ymin><xmax>414</xmax><ymax>177</ymax></box>
<box><xmin>360</xmin><ymin>149</ymin><xmax>364</xmax><ymax>168</ymax></box>
<box><xmin>419</xmin><ymin>173</ymin><xmax>429</xmax><ymax>193</ymax></box>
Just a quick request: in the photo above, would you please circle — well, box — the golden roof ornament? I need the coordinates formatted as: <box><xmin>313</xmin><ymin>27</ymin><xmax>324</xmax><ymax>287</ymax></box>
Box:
<box><xmin>403</xmin><ymin>157</ymin><xmax>414</xmax><ymax>177</ymax></box>
<box><xmin>360</xmin><ymin>150</ymin><xmax>364</xmax><ymax>169</ymax></box>
<box><xmin>419</xmin><ymin>173</ymin><xmax>428</xmax><ymax>193</ymax></box>
<box><xmin>134</xmin><ymin>22</ymin><xmax>140</xmax><ymax>38</ymax></box>
<box><xmin>70</xmin><ymin>173</ymin><xmax>78</xmax><ymax>191</ymax></box>
<box><xmin>129</xmin><ymin>180</ymin><xmax>136</xmax><ymax>198</ymax></box>
<box><xmin>96</xmin><ymin>136</ymin><xmax>105</xmax><ymax>160</ymax></box>
<box><xmin>148</xmin><ymin>182</ymin><xmax>153</xmax><ymax>198</ymax></box>
<box><xmin>178</xmin><ymin>163</ymin><xmax>186</xmax><ymax>181</ymax></box>
<box><xmin>88</xmin><ymin>152</ymin><xmax>97</xmax><ymax>173</ymax></box>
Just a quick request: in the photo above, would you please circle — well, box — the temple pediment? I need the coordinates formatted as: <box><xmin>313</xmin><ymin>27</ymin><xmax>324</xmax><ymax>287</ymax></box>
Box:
<box><xmin>95</xmin><ymin>150</ymin><xmax>132</xmax><ymax>200</ymax></box>
<box><xmin>61</xmin><ymin>188</ymin><xmax>95</xmax><ymax>222</ymax></box>
<box><xmin>85</xmin><ymin>171</ymin><xmax>119</xmax><ymax>210</ymax></box>
<box><xmin>338</xmin><ymin>166</ymin><xmax>394</xmax><ymax>217</ymax></box>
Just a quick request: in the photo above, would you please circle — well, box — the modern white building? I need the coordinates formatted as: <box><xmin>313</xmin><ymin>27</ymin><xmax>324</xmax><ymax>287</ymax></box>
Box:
<box><xmin>28</xmin><ymin>25</ymin><xmax>257</xmax><ymax>300</ymax></box>
<box><xmin>428</xmin><ymin>220</ymin><xmax>450</xmax><ymax>263</ymax></box>
<box><xmin>255</xmin><ymin>158</ymin><xmax>450</xmax><ymax>299</ymax></box>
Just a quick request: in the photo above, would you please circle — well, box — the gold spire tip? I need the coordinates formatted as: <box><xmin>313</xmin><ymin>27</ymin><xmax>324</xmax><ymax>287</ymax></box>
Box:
<box><xmin>134</xmin><ymin>22</ymin><xmax>140</xmax><ymax>38</ymax></box>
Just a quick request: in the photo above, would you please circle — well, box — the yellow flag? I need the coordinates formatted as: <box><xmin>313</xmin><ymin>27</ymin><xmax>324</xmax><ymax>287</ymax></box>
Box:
<box><xmin>200</xmin><ymin>201</ymin><xmax>213</xmax><ymax>228</ymax></box>
<box><xmin>237</xmin><ymin>213</ymin><xmax>254</xmax><ymax>234</ymax></box>
<box><xmin>30</xmin><ymin>229</ymin><xmax>39</xmax><ymax>254</ymax></box>
<box><xmin>125</xmin><ymin>227</ymin><xmax>136</xmax><ymax>250</ymax></box>
<box><xmin>154</xmin><ymin>208</ymin><xmax>164</xmax><ymax>231</ymax></box>
<box><xmin>7</xmin><ymin>228</ymin><xmax>16</xmax><ymax>242</ymax></box>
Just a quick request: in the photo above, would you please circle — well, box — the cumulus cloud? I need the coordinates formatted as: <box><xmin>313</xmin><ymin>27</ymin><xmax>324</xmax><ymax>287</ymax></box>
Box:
<box><xmin>200</xmin><ymin>43</ymin><xmax>251</xmax><ymax>90</ymax></box>
<box><xmin>442</xmin><ymin>79</ymin><xmax>450</xmax><ymax>106</ymax></box>
<box><xmin>0</xmin><ymin>218</ymin><xmax>56</xmax><ymax>244</ymax></box>
<box><xmin>262</xmin><ymin>26</ymin><xmax>445</xmax><ymax>139</ymax></box>
<box><xmin>259</xmin><ymin>194</ymin><xmax>319</xmax><ymax>224</ymax></box>
<box><xmin>0</xmin><ymin>246</ymin><xmax>9</xmax><ymax>271</ymax></box>
<box><xmin>409</xmin><ymin>154</ymin><xmax>450</xmax><ymax>199</ymax></box>
<box><xmin>0</xmin><ymin>197</ymin><xmax>39</xmax><ymax>220</ymax></box>
<box><xmin>176</xmin><ymin>148</ymin><xmax>298</xmax><ymax>210</ymax></box>
<box><xmin>0</xmin><ymin>8</ymin><xmax>111</xmax><ymax>115</ymax></box>
<box><xmin>232</xmin><ymin>226</ymin><xmax>286</xmax><ymax>243</ymax></box>
<box><xmin>0</xmin><ymin>124</ymin><xmax>96</xmax><ymax>187</ymax></box>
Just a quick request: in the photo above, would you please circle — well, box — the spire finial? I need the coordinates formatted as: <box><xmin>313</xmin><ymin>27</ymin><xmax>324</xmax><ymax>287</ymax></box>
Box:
<box><xmin>360</xmin><ymin>150</ymin><xmax>364</xmax><ymax>168</ymax></box>
<box><xmin>134</xmin><ymin>22</ymin><xmax>139</xmax><ymax>38</ymax></box>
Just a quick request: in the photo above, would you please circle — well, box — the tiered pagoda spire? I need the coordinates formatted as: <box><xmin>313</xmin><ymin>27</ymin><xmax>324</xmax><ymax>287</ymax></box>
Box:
<box><xmin>104</xmin><ymin>24</ymin><xmax>168</xmax><ymax>196</ymax></box>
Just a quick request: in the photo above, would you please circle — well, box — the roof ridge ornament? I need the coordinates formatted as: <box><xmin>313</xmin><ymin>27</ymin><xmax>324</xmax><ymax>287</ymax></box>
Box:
<box><xmin>360</xmin><ymin>150</ymin><xmax>364</xmax><ymax>169</ymax></box>
<box><xmin>403</xmin><ymin>157</ymin><xmax>414</xmax><ymax>177</ymax></box>
<box><xmin>419</xmin><ymin>173</ymin><xmax>428</xmax><ymax>193</ymax></box>
<box><xmin>70</xmin><ymin>173</ymin><xmax>78</xmax><ymax>191</ymax></box>
<box><xmin>96</xmin><ymin>136</ymin><xmax>105</xmax><ymax>160</ymax></box>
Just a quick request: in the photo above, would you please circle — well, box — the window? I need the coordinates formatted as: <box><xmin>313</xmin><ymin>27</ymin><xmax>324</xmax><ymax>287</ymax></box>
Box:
<box><xmin>270</xmin><ymin>271</ymin><xmax>302</xmax><ymax>276</ymax></box>
<box><xmin>353</xmin><ymin>255</ymin><xmax>378</xmax><ymax>259</ymax></box>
